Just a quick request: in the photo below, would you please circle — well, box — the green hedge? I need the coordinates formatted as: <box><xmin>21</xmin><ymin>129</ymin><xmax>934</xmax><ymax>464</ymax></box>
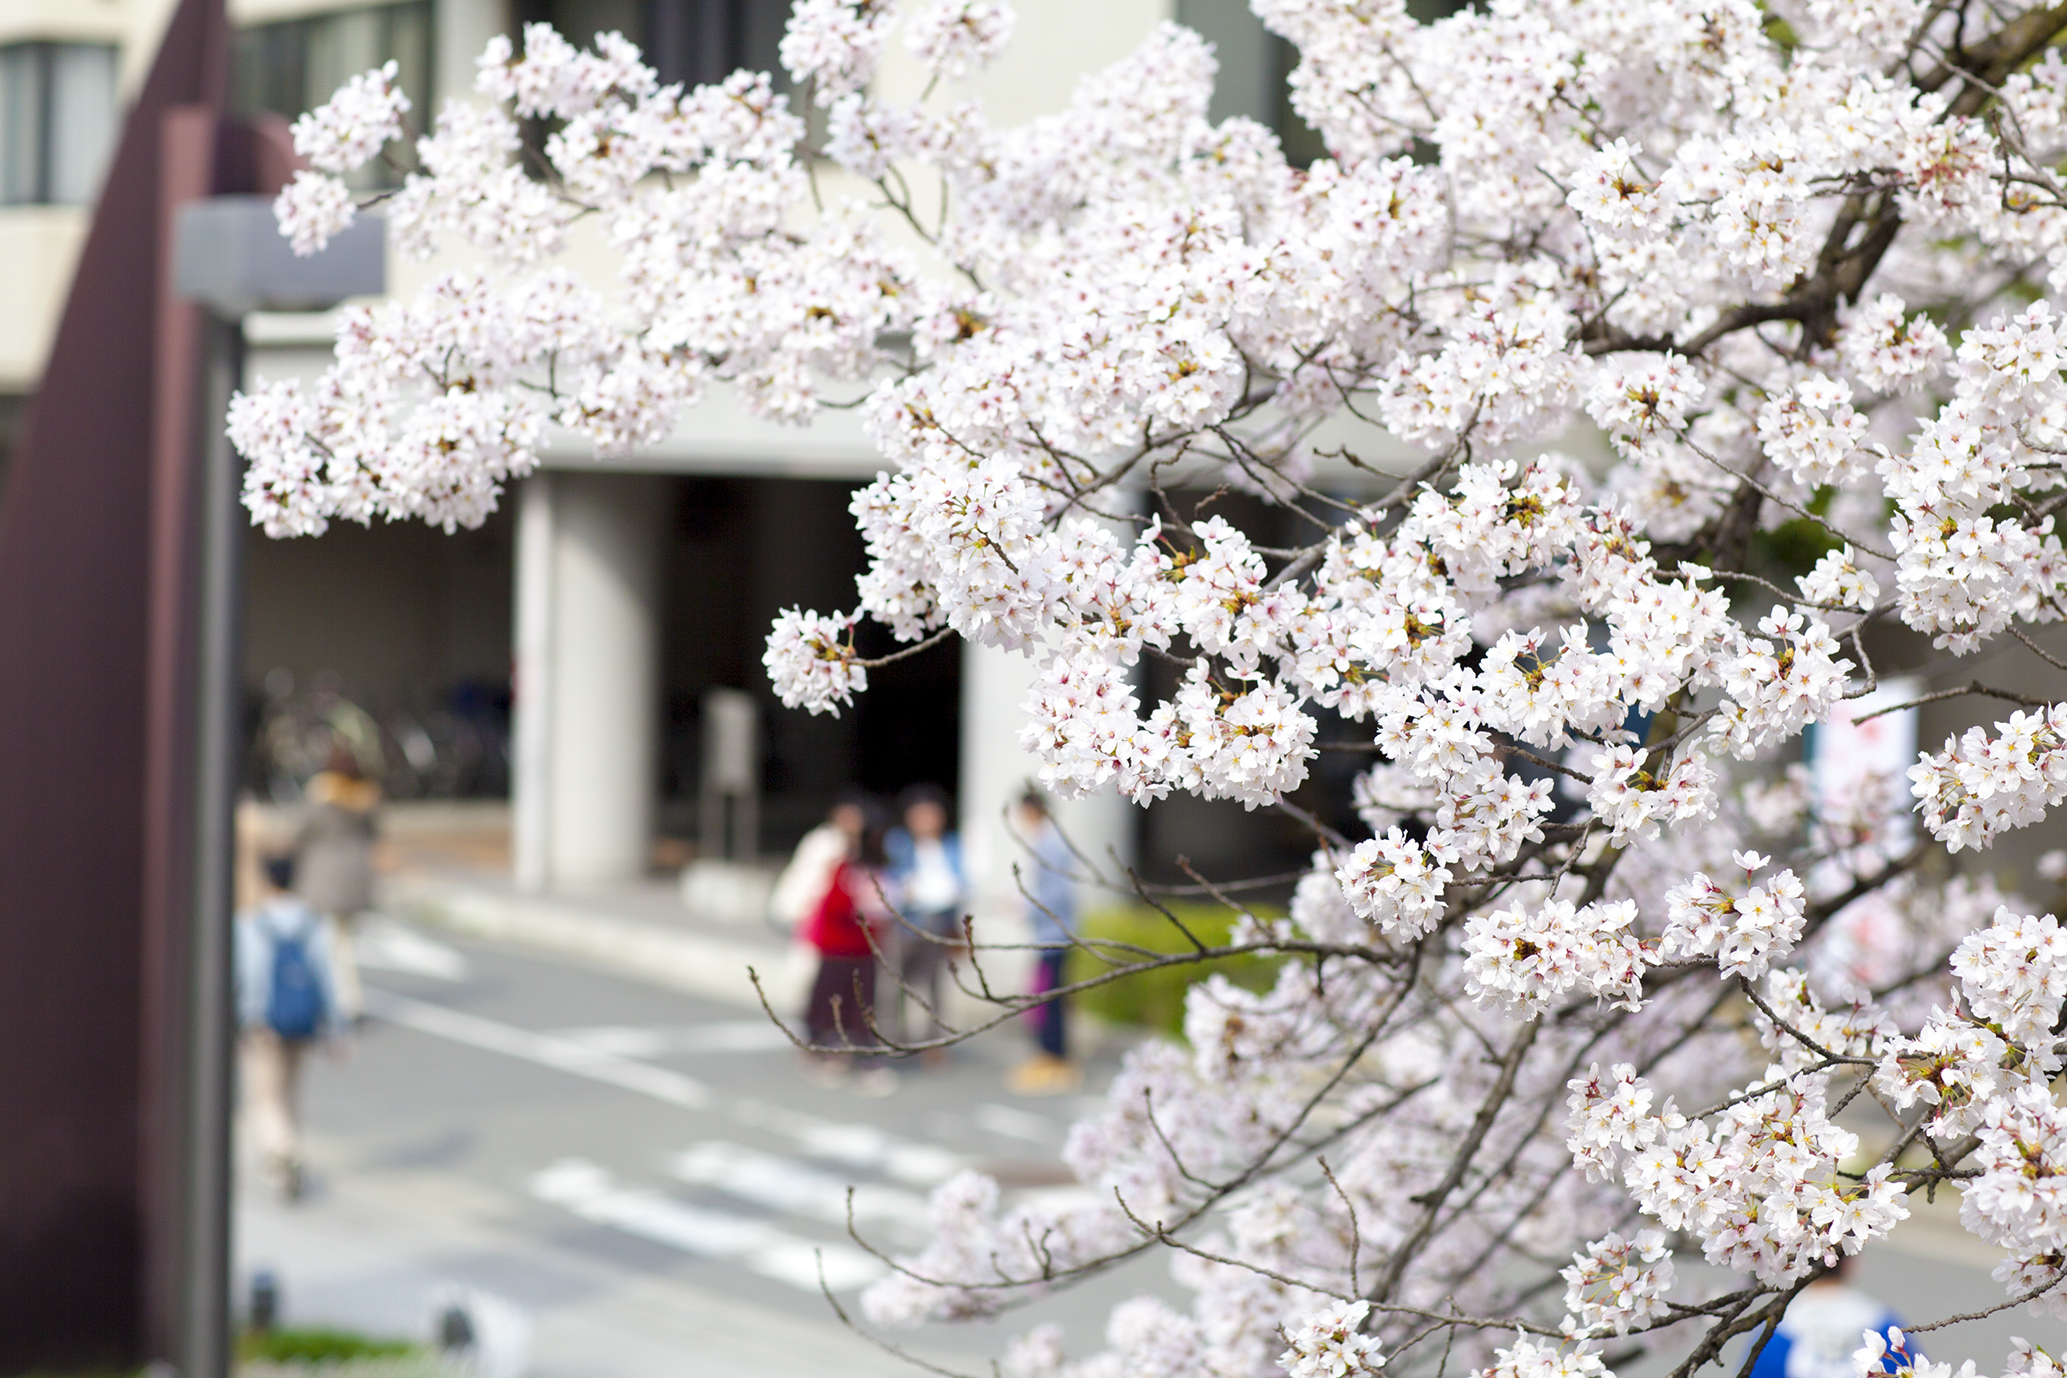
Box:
<box><xmin>238</xmin><ymin>1329</ymin><xmax>417</xmax><ymax>1365</ymax></box>
<box><xmin>1066</xmin><ymin>903</ymin><xmax>1288</xmax><ymax>1037</ymax></box>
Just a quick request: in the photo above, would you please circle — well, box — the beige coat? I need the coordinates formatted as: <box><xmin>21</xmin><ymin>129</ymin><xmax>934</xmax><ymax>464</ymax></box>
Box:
<box><xmin>293</xmin><ymin>772</ymin><xmax>380</xmax><ymax>915</ymax></box>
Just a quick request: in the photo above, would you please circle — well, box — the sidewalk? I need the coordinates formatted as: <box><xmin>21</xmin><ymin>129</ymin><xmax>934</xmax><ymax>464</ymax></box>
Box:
<box><xmin>383</xmin><ymin>869</ymin><xmax>811</xmax><ymax>1014</ymax></box>
<box><xmin>239</xmin><ymin>1136</ymin><xmax>933</xmax><ymax>1378</ymax></box>
<box><xmin>356</xmin><ymin>801</ymin><xmax>1039</xmax><ymax>1029</ymax></box>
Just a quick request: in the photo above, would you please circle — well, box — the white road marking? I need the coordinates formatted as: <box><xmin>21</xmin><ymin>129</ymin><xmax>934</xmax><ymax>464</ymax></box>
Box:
<box><xmin>364</xmin><ymin>990</ymin><xmax>712</xmax><ymax>1109</ymax></box>
<box><xmin>975</xmin><ymin>1103</ymin><xmax>1057</xmax><ymax>1143</ymax></box>
<box><xmin>732</xmin><ymin>1099</ymin><xmax>967</xmax><ymax>1187</ymax></box>
<box><xmin>354</xmin><ymin>917</ymin><xmax>470</xmax><ymax>981</ymax></box>
<box><xmin>669</xmin><ymin>1141</ymin><xmax>932</xmax><ymax>1235</ymax></box>
<box><xmin>546</xmin><ymin>1023</ymin><xmax>795</xmax><ymax>1057</ymax></box>
<box><xmin>364</xmin><ymin>989</ymin><xmax>973</xmax><ymax>1184</ymax></box>
<box><xmin>530</xmin><ymin>1158</ymin><xmax>886</xmax><ymax>1292</ymax></box>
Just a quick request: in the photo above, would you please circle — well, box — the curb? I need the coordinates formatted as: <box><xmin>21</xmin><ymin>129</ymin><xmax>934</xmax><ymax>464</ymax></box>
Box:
<box><xmin>390</xmin><ymin>880</ymin><xmax>810</xmax><ymax>1012</ymax></box>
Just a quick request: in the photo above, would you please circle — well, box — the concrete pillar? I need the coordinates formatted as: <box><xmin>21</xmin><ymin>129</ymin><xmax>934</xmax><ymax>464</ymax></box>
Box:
<box><xmin>436</xmin><ymin>0</ymin><xmax>509</xmax><ymax>107</ymax></box>
<box><xmin>511</xmin><ymin>474</ymin><xmax>555</xmax><ymax>891</ymax></box>
<box><xmin>958</xmin><ymin>640</ymin><xmax>1136</xmax><ymax>941</ymax></box>
<box><xmin>512</xmin><ymin>471</ymin><xmax>664</xmax><ymax>889</ymax></box>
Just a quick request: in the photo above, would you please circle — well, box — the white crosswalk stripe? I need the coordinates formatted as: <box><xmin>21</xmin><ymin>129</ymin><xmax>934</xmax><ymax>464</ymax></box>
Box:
<box><xmin>364</xmin><ymin>989</ymin><xmax>714</xmax><ymax>1108</ymax></box>
<box><xmin>763</xmin><ymin>1114</ymin><xmax>966</xmax><ymax>1188</ymax></box>
<box><xmin>353</xmin><ymin>916</ymin><xmax>471</xmax><ymax>980</ymax></box>
<box><xmin>546</xmin><ymin>1023</ymin><xmax>796</xmax><ymax>1056</ymax></box>
<box><xmin>364</xmin><ymin>984</ymin><xmax>1034</xmax><ymax>1293</ymax></box>
<box><xmin>669</xmin><ymin>1140</ymin><xmax>932</xmax><ymax>1240</ymax></box>
<box><xmin>364</xmin><ymin>990</ymin><xmax>972</xmax><ymax>1184</ymax></box>
<box><xmin>976</xmin><ymin>1102</ymin><xmax>1058</xmax><ymax>1143</ymax></box>
<box><xmin>531</xmin><ymin>1159</ymin><xmax>887</xmax><ymax>1292</ymax></box>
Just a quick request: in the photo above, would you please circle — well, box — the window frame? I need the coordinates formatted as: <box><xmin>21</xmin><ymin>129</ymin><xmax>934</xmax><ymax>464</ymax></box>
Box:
<box><xmin>0</xmin><ymin>39</ymin><xmax>119</xmax><ymax>208</ymax></box>
<box><xmin>231</xmin><ymin>1</ymin><xmax>436</xmax><ymax>191</ymax></box>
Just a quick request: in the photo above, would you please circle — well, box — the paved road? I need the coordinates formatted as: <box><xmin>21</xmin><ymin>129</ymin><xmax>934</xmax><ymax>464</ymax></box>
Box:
<box><xmin>236</xmin><ymin>919</ymin><xmax>1169</xmax><ymax>1376</ymax></box>
<box><xmin>240</xmin><ymin>919</ymin><xmax>2067</xmax><ymax>1377</ymax></box>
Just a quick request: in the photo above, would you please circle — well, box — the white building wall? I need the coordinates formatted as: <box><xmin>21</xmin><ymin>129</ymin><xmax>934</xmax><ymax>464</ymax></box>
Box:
<box><xmin>434</xmin><ymin>0</ymin><xmax>507</xmax><ymax>115</ymax></box>
<box><xmin>106</xmin><ymin>0</ymin><xmax>1190</xmax><ymax>902</ymax></box>
<box><xmin>512</xmin><ymin>470</ymin><xmax>665</xmax><ymax>888</ymax></box>
<box><xmin>511</xmin><ymin>473</ymin><xmax>556</xmax><ymax>890</ymax></box>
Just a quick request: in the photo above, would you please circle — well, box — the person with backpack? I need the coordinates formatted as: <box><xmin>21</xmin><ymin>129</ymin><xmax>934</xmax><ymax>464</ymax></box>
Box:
<box><xmin>236</xmin><ymin>852</ymin><xmax>342</xmax><ymax>1200</ymax></box>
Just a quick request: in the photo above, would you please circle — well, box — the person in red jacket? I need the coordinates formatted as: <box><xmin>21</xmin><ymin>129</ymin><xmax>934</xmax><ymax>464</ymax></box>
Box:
<box><xmin>800</xmin><ymin>818</ymin><xmax>897</xmax><ymax>1095</ymax></box>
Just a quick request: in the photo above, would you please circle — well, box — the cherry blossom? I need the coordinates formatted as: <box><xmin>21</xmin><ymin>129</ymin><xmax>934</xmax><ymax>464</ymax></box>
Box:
<box><xmin>1279</xmin><ymin>1300</ymin><xmax>1387</xmax><ymax>1378</ymax></box>
<box><xmin>1560</xmin><ymin>1230</ymin><xmax>1674</xmax><ymax>1337</ymax></box>
<box><xmin>239</xmin><ymin>2</ymin><xmax>2067</xmax><ymax>1372</ymax></box>
<box><xmin>289</xmin><ymin>59</ymin><xmax>409</xmax><ymax>174</ymax></box>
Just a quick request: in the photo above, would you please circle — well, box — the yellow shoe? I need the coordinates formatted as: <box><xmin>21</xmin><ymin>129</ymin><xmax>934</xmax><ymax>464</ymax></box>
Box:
<box><xmin>1007</xmin><ymin>1054</ymin><xmax>1082</xmax><ymax>1096</ymax></box>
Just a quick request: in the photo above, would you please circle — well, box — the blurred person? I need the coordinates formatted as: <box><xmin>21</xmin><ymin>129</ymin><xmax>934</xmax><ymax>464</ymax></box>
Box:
<box><xmin>235</xmin><ymin>796</ymin><xmax>276</xmax><ymax>911</ymax></box>
<box><xmin>236</xmin><ymin>853</ymin><xmax>343</xmax><ymax>1200</ymax></box>
<box><xmin>884</xmin><ymin>784</ymin><xmax>965</xmax><ymax>1053</ymax></box>
<box><xmin>293</xmin><ymin>744</ymin><xmax>380</xmax><ymax>1023</ymax></box>
<box><xmin>1743</xmin><ymin>1257</ymin><xmax>1906</xmax><ymax>1378</ymax></box>
<box><xmin>1007</xmin><ymin>790</ymin><xmax>1082</xmax><ymax>1096</ymax></box>
<box><xmin>801</xmin><ymin>814</ymin><xmax>897</xmax><ymax>1096</ymax></box>
<box><xmin>771</xmin><ymin>793</ymin><xmax>869</xmax><ymax>932</ymax></box>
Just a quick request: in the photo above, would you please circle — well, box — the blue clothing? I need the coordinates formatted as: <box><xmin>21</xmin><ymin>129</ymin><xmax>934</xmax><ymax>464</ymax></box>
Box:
<box><xmin>1745</xmin><ymin>1284</ymin><xmax>1905</xmax><ymax>1378</ymax></box>
<box><xmin>884</xmin><ymin>828</ymin><xmax>962</xmax><ymax>878</ymax></box>
<box><xmin>884</xmin><ymin>827</ymin><xmax>966</xmax><ymax>935</ymax></box>
<box><xmin>1033</xmin><ymin>949</ymin><xmax>1069</xmax><ymax>1056</ymax></box>
<box><xmin>1023</xmin><ymin>820</ymin><xmax>1077</xmax><ymax>946</ymax></box>
<box><xmin>236</xmin><ymin>896</ymin><xmax>341</xmax><ymax>1039</ymax></box>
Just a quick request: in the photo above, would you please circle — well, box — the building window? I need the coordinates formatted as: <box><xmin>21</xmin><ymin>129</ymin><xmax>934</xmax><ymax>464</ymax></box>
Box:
<box><xmin>511</xmin><ymin>0</ymin><xmax>787</xmax><ymax>89</ymax></box>
<box><xmin>233</xmin><ymin>2</ymin><xmax>433</xmax><ymax>188</ymax></box>
<box><xmin>1177</xmin><ymin>0</ymin><xmax>1464</xmax><ymax>166</ymax></box>
<box><xmin>0</xmin><ymin>43</ymin><xmax>118</xmax><ymax>207</ymax></box>
<box><xmin>641</xmin><ymin>0</ymin><xmax>787</xmax><ymax>90</ymax></box>
<box><xmin>505</xmin><ymin>0</ymin><xmax>793</xmax><ymax>174</ymax></box>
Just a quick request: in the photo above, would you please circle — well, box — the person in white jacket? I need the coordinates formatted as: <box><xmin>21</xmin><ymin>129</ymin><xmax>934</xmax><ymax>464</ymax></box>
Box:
<box><xmin>769</xmin><ymin>795</ymin><xmax>869</xmax><ymax>930</ymax></box>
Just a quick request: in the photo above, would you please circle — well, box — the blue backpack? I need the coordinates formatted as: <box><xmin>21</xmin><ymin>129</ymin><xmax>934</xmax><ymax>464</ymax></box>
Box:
<box><xmin>266</xmin><ymin>917</ymin><xmax>326</xmax><ymax>1040</ymax></box>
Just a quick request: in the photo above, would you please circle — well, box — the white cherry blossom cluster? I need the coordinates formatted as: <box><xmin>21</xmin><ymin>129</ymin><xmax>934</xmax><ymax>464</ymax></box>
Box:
<box><xmin>288</xmin><ymin>59</ymin><xmax>410</xmax><ymax>176</ymax></box>
<box><xmin>1335</xmin><ymin>828</ymin><xmax>1451</xmax><ymax>938</ymax></box>
<box><xmin>762</xmin><ymin>608</ymin><xmax>865</xmax><ymax>714</ymax></box>
<box><xmin>1855</xmin><ymin>1332</ymin><xmax>2067</xmax><ymax>1378</ymax></box>
<box><xmin>1593</xmin><ymin>1063</ymin><xmax>1909</xmax><ymax>1280</ymax></box>
<box><xmin>1660</xmin><ymin>851</ymin><xmax>1807</xmax><ymax>980</ymax></box>
<box><xmin>1279</xmin><ymin>1300</ymin><xmax>1387</xmax><ymax>1378</ymax></box>
<box><xmin>245</xmin><ymin>1</ymin><xmax>2067</xmax><ymax>1372</ymax></box>
<box><xmin>1462</xmin><ymin>897</ymin><xmax>1651</xmax><ymax>1016</ymax></box>
<box><xmin>1959</xmin><ymin>1083</ymin><xmax>2067</xmax><ymax>1318</ymax></box>
<box><xmin>1797</xmin><ymin>547</ymin><xmax>1880</xmax><ymax>613</ymax></box>
<box><xmin>1471</xmin><ymin>1335</ymin><xmax>1606</xmax><ymax>1378</ymax></box>
<box><xmin>903</xmin><ymin>0</ymin><xmax>1013</xmax><ymax>82</ymax></box>
<box><xmin>1910</xmin><ymin>705</ymin><xmax>2067</xmax><ymax>852</ymax></box>
<box><xmin>1559</xmin><ymin>1230</ymin><xmax>1674</xmax><ymax>1337</ymax></box>
<box><xmin>1711</xmin><ymin>607</ymin><xmax>1852</xmax><ymax>758</ymax></box>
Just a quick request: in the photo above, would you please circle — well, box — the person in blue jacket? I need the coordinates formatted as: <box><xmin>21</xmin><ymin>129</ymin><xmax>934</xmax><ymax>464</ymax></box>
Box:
<box><xmin>1006</xmin><ymin>789</ymin><xmax>1082</xmax><ymax>1095</ymax></box>
<box><xmin>1745</xmin><ymin>1259</ymin><xmax>1908</xmax><ymax>1378</ymax></box>
<box><xmin>236</xmin><ymin>852</ymin><xmax>342</xmax><ymax>1200</ymax></box>
<box><xmin>883</xmin><ymin>784</ymin><xmax>966</xmax><ymax>1053</ymax></box>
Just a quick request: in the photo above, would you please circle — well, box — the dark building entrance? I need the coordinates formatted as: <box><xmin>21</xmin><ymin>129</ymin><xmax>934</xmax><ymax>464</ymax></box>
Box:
<box><xmin>659</xmin><ymin>475</ymin><xmax>960</xmax><ymax>857</ymax></box>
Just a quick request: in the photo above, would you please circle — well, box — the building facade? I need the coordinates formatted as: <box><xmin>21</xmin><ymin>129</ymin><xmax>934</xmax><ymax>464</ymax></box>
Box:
<box><xmin>1</xmin><ymin>0</ymin><xmax>1357</xmax><ymax>925</ymax></box>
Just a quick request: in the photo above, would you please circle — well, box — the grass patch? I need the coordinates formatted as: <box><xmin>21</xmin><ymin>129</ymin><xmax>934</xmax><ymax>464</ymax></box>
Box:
<box><xmin>238</xmin><ymin>1329</ymin><xmax>417</xmax><ymax>1365</ymax></box>
<box><xmin>1067</xmin><ymin>902</ymin><xmax>1288</xmax><ymax>1037</ymax></box>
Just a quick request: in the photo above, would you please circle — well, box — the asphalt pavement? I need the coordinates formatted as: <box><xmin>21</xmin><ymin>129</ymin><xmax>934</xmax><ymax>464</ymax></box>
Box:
<box><xmin>234</xmin><ymin>918</ymin><xmax>1168</xmax><ymax>1376</ymax></box>
<box><xmin>238</xmin><ymin>917</ymin><xmax>2067</xmax><ymax>1377</ymax></box>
